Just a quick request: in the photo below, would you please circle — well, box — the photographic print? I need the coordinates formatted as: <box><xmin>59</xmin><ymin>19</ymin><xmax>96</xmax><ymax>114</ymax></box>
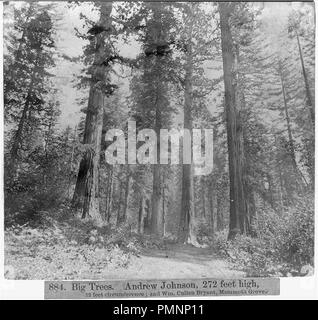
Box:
<box><xmin>2</xmin><ymin>0</ymin><xmax>315</xmax><ymax>292</ymax></box>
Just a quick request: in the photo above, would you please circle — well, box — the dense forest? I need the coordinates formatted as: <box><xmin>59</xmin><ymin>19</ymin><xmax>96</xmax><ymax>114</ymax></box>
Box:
<box><xmin>3</xmin><ymin>1</ymin><xmax>315</xmax><ymax>279</ymax></box>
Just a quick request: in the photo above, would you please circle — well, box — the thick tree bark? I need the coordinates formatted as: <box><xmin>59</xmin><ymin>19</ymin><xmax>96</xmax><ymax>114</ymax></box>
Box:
<box><xmin>105</xmin><ymin>167</ymin><xmax>114</xmax><ymax>222</ymax></box>
<box><xmin>67</xmin><ymin>125</ymin><xmax>77</xmax><ymax>198</ymax></box>
<box><xmin>237</xmin><ymin>57</ymin><xmax>255</xmax><ymax>235</ymax></box>
<box><xmin>143</xmin><ymin>199</ymin><xmax>151</xmax><ymax>234</ymax></box>
<box><xmin>149</xmin><ymin>7</ymin><xmax>165</xmax><ymax>236</ymax></box>
<box><xmin>72</xmin><ymin>3</ymin><xmax>112</xmax><ymax>221</ymax></box>
<box><xmin>151</xmin><ymin>171</ymin><xmax>163</xmax><ymax>235</ymax></box>
<box><xmin>216</xmin><ymin>194</ymin><xmax>223</xmax><ymax>231</ymax></box>
<box><xmin>72</xmin><ymin>86</ymin><xmax>104</xmax><ymax>220</ymax></box>
<box><xmin>178</xmin><ymin>7</ymin><xmax>197</xmax><ymax>244</ymax></box>
<box><xmin>219</xmin><ymin>3</ymin><xmax>248</xmax><ymax>240</ymax></box>
<box><xmin>117</xmin><ymin>168</ymin><xmax>130</xmax><ymax>225</ymax></box>
<box><xmin>150</xmin><ymin>105</ymin><xmax>163</xmax><ymax>235</ymax></box>
<box><xmin>201</xmin><ymin>176</ymin><xmax>206</xmax><ymax>218</ymax></box>
<box><xmin>243</xmin><ymin>178</ymin><xmax>257</xmax><ymax>236</ymax></box>
<box><xmin>208</xmin><ymin>183</ymin><xmax>215</xmax><ymax>235</ymax></box>
<box><xmin>116</xmin><ymin>179</ymin><xmax>124</xmax><ymax>226</ymax></box>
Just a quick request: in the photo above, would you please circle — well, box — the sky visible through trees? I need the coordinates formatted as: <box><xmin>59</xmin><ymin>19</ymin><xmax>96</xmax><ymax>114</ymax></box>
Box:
<box><xmin>5</xmin><ymin>2</ymin><xmax>297</xmax><ymax>129</ymax></box>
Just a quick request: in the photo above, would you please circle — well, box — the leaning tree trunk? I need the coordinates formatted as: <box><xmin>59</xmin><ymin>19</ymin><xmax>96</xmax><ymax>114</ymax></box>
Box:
<box><xmin>278</xmin><ymin>65</ymin><xmax>308</xmax><ymax>190</ymax></box>
<box><xmin>219</xmin><ymin>2</ymin><xmax>247</xmax><ymax>240</ymax></box>
<box><xmin>10</xmin><ymin>98</ymin><xmax>29</xmax><ymax>166</ymax></box>
<box><xmin>10</xmin><ymin>46</ymin><xmax>41</xmax><ymax>173</ymax></box>
<box><xmin>296</xmin><ymin>32</ymin><xmax>314</xmax><ymax>131</ymax></box>
<box><xmin>72</xmin><ymin>3</ymin><xmax>112</xmax><ymax>221</ymax></box>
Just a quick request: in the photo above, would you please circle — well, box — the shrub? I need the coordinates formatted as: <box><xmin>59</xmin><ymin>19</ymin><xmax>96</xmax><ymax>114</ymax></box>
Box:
<box><xmin>214</xmin><ymin>193</ymin><xmax>314</xmax><ymax>277</ymax></box>
<box><xmin>4</xmin><ymin>218</ymin><xmax>136</xmax><ymax>279</ymax></box>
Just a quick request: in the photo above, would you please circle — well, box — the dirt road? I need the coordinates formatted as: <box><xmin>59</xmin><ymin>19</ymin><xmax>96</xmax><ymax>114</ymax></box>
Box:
<box><xmin>102</xmin><ymin>243</ymin><xmax>245</xmax><ymax>280</ymax></box>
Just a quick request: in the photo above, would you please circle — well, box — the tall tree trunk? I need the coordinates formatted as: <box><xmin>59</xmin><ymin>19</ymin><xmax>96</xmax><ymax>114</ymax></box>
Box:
<box><xmin>179</xmin><ymin>5</ymin><xmax>196</xmax><ymax>244</ymax></box>
<box><xmin>116</xmin><ymin>179</ymin><xmax>124</xmax><ymax>226</ymax></box>
<box><xmin>10</xmin><ymin>98</ymin><xmax>29</xmax><ymax>165</ymax></box>
<box><xmin>274</xmin><ymin>135</ymin><xmax>285</xmax><ymax>210</ymax></box>
<box><xmin>296</xmin><ymin>32</ymin><xmax>314</xmax><ymax>131</ymax></box>
<box><xmin>105</xmin><ymin>167</ymin><xmax>114</xmax><ymax>222</ymax></box>
<box><xmin>279</xmin><ymin>65</ymin><xmax>308</xmax><ymax>189</ymax></box>
<box><xmin>143</xmin><ymin>198</ymin><xmax>151</xmax><ymax>234</ymax></box>
<box><xmin>216</xmin><ymin>194</ymin><xmax>223</xmax><ymax>231</ymax></box>
<box><xmin>150</xmin><ymin>105</ymin><xmax>163</xmax><ymax>235</ymax></box>
<box><xmin>118</xmin><ymin>168</ymin><xmax>130</xmax><ymax>225</ymax></box>
<box><xmin>162</xmin><ymin>185</ymin><xmax>166</xmax><ymax>237</ymax></box>
<box><xmin>72</xmin><ymin>3</ymin><xmax>112</xmax><ymax>221</ymax></box>
<box><xmin>138</xmin><ymin>196</ymin><xmax>145</xmax><ymax>234</ymax></box>
<box><xmin>201</xmin><ymin>176</ymin><xmax>206</xmax><ymax>218</ymax></box>
<box><xmin>219</xmin><ymin>3</ymin><xmax>247</xmax><ymax>240</ymax></box>
<box><xmin>10</xmin><ymin>46</ymin><xmax>41</xmax><ymax>171</ymax></box>
<box><xmin>67</xmin><ymin>125</ymin><xmax>77</xmax><ymax>198</ymax></box>
<box><xmin>244</xmin><ymin>179</ymin><xmax>257</xmax><ymax>236</ymax></box>
<box><xmin>234</xmin><ymin>44</ymin><xmax>251</xmax><ymax>236</ymax></box>
<box><xmin>150</xmin><ymin>7</ymin><xmax>164</xmax><ymax>236</ymax></box>
<box><xmin>279</xmin><ymin>68</ymin><xmax>297</xmax><ymax>168</ymax></box>
<box><xmin>208</xmin><ymin>183</ymin><xmax>215</xmax><ymax>236</ymax></box>
<box><xmin>72</xmin><ymin>86</ymin><xmax>104</xmax><ymax>220</ymax></box>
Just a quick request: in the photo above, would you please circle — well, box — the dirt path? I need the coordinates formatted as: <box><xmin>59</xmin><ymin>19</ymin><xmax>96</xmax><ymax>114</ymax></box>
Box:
<box><xmin>5</xmin><ymin>227</ymin><xmax>244</xmax><ymax>279</ymax></box>
<box><xmin>101</xmin><ymin>243</ymin><xmax>245</xmax><ymax>280</ymax></box>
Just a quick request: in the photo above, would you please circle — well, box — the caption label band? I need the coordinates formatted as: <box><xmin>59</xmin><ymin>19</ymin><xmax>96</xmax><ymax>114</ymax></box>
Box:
<box><xmin>45</xmin><ymin>278</ymin><xmax>280</xmax><ymax>299</ymax></box>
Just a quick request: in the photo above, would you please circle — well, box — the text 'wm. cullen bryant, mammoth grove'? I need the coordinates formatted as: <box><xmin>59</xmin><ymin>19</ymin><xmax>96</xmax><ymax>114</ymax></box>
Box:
<box><xmin>104</xmin><ymin>121</ymin><xmax>214</xmax><ymax>176</ymax></box>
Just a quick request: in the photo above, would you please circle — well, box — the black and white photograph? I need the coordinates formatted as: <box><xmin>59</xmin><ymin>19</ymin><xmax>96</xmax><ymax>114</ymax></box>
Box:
<box><xmin>1</xmin><ymin>0</ymin><xmax>316</xmax><ymax>299</ymax></box>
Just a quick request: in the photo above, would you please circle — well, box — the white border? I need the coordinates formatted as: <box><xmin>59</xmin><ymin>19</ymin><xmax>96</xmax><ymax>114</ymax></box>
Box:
<box><xmin>0</xmin><ymin>0</ymin><xmax>317</xmax><ymax>300</ymax></box>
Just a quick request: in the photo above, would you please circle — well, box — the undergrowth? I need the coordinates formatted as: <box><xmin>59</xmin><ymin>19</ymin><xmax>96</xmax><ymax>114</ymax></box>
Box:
<box><xmin>213</xmin><ymin>195</ymin><xmax>314</xmax><ymax>277</ymax></box>
<box><xmin>4</xmin><ymin>204</ymin><xmax>176</xmax><ymax>279</ymax></box>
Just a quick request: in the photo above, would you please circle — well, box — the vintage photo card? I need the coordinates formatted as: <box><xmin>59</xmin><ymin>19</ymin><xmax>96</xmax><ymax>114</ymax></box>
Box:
<box><xmin>0</xmin><ymin>0</ymin><xmax>316</xmax><ymax>299</ymax></box>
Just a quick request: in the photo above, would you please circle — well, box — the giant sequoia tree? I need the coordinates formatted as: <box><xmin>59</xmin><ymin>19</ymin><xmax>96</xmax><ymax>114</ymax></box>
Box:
<box><xmin>72</xmin><ymin>2</ymin><xmax>114</xmax><ymax>220</ymax></box>
<box><xmin>219</xmin><ymin>2</ymin><xmax>248</xmax><ymax>239</ymax></box>
<box><xmin>175</xmin><ymin>2</ymin><xmax>219</xmax><ymax>244</ymax></box>
<box><xmin>129</xmin><ymin>2</ymin><xmax>177</xmax><ymax>236</ymax></box>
